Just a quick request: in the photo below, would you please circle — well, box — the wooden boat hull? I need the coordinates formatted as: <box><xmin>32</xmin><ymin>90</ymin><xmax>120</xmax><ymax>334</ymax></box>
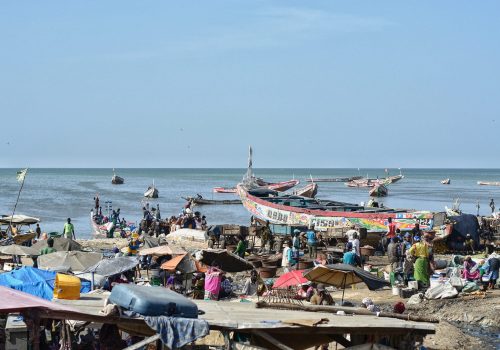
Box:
<box><xmin>111</xmin><ymin>175</ymin><xmax>124</xmax><ymax>185</ymax></box>
<box><xmin>266</xmin><ymin>179</ymin><xmax>300</xmax><ymax>192</ymax></box>
<box><xmin>144</xmin><ymin>187</ymin><xmax>159</xmax><ymax>198</ymax></box>
<box><xmin>237</xmin><ymin>184</ymin><xmax>438</xmax><ymax>232</ymax></box>
<box><xmin>307</xmin><ymin>176</ymin><xmax>362</xmax><ymax>183</ymax></box>
<box><xmin>213</xmin><ymin>187</ymin><xmax>237</xmax><ymax>193</ymax></box>
<box><xmin>369</xmin><ymin>184</ymin><xmax>388</xmax><ymax>197</ymax></box>
<box><xmin>292</xmin><ymin>183</ymin><xmax>318</xmax><ymax>198</ymax></box>
<box><xmin>183</xmin><ymin>197</ymin><xmax>241</xmax><ymax>205</ymax></box>
<box><xmin>213</xmin><ymin>179</ymin><xmax>299</xmax><ymax>193</ymax></box>
<box><xmin>477</xmin><ymin>181</ymin><xmax>500</xmax><ymax>186</ymax></box>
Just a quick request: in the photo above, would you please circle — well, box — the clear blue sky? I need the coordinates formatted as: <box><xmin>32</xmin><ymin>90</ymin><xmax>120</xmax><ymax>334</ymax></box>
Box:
<box><xmin>0</xmin><ymin>1</ymin><xmax>499</xmax><ymax>168</ymax></box>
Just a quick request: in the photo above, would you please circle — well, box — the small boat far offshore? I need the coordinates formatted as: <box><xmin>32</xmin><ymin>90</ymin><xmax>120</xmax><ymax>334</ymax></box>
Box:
<box><xmin>441</xmin><ymin>178</ymin><xmax>450</xmax><ymax>185</ymax></box>
<box><xmin>144</xmin><ymin>181</ymin><xmax>159</xmax><ymax>198</ymax></box>
<box><xmin>477</xmin><ymin>181</ymin><xmax>500</xmax><ymax>186</ymax></box>
<box><xmin>306</xmin><ymin>176</ymin><xmax>362</xmax><ymax>183</ymax></box>
<box><xmin>213</xmin><ymin>187</ymin><xmax>238</xmax><ymax>193</ymax></box>
<box><xmin>111</xmin><ymin>168</ymin><xmax>124</xmax><ymax>184</ymax></box>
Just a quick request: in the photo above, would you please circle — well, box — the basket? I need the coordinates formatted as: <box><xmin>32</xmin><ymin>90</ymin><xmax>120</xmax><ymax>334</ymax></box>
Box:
<box><xmin>360</xmin><ymin>246</ymin><xmax>375</xmax><ymax>256</ymax></box>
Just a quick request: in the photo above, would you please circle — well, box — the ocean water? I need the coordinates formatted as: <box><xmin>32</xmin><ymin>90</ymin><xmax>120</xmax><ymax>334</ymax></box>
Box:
<box><xmin>2</xmin><ymin>168</ymin><xmax>500</xmax><ymax>238</ymax></box>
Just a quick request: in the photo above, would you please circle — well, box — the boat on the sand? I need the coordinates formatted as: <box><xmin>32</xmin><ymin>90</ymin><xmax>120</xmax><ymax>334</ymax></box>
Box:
<box><xmin>183</xmin><ymin>196</ymin><xmax>241</xmax><ymax>205</ymax></box>
<box><xmin>144</xmin><ymin>182</ymin><xmax>159</xmax><ymax>198</ymax></box>
<box><xmin>292</xmin><ymin>182</ymin><xmax>318</xmax><ymax>198</ymax></box>
<box><xmin>369</xmin><ymin>184</ymin><xmax>388</xmax><ymax>197</ymax></box>
<box><xmin>237</xmin><ymin>185</ymin><xmax>441</xmax><ymax>232</ymax></box>
<box><xmin>477</xmin><ymin>181</ymin><xmax>500</xmax><ymax>186</ymax></box>
<box><xmin>441</xmin><ymin>179</ymin><xmax>451</xmax><ymax>185</ymax></box>
<box><xmin>111</xmin><ymin>169</ymin><xmax>124</xmax><ymax>185</ymax></box>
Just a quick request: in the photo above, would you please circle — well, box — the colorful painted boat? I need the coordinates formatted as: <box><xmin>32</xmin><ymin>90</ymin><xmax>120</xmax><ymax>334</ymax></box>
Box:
<box><xmin>182</xmin><ymin>196</ymin><xmax>241</xmax><ymax>205</ymax></box>
<box><xmin>292</xmin><ymin>183</ymin><xmax>318</xmax><ymax>198</ymax></box>
<box><xmin>237</xmin><ymin>184</ymin><xmax>442</xmax><ymax>233</ymax></box>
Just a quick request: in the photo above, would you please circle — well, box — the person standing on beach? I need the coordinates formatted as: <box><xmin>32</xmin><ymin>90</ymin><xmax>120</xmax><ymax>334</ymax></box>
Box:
<box><xmin>490</xmin><ymin>199</ymin><xmax>495</xmax><ymax>214</ymax></box>
<box><xmin>408</xmin><ymin>236</ymin><xmax>431</xmax><ymax>288</ymax></box>
<box><xmin>40</xmin><ymin>238</ymin><xmax>56</xmax><ymax>255</ymax></box>
<box><xmin>306</xmin><ymin>225</ymin><xmax>318</xmax><ymax>259</ymax></box>
<box><xmin>35</xmin><ymin>223</ymin><xmax>41</xmax><ymax>239</ymax></box>
<box><xmin>63</xmin><ymin>218</ymin><xmax>75</xmax><ymax>239</ymax></box>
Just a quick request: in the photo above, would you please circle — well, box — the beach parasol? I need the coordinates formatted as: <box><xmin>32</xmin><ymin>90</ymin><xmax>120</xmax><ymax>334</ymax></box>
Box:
<box><xmin>84</xmin><ymin>256</ymin><xmax>140</xmax><ymax>277</ymax></box>
<box><xmin>198</xmin><ymin>249</ymin><xmax>253</xmax><ymax>273</ymax></box>
<box><xmin>139</xmin><ymin>244</ymin><xmax>186</xmax><ymax>257</ymax></box>
<box><xmin>32</xmin><ymin>238</ymin><xmax>82</xmax><ymax>252</ymax></box>
<box><xmin>273</xmin><ymin>270</ymin><xmax>308</xmax><ymax>289</ymax></box>
<box><xmin>38</xmin><ymin>251</ymin><xmax>103</xmax><ymax>271</ymax></box>
<box><xmin>0</xmin><ymin>215</ymin><xmax>40</xmax><ymax>225</ymax></box>
<box><xmin>304</xmin><ymin>264</ymin><xmax>389</xmax><ymax>302</ymax></box>
<box><xmin>0</xmin><ymin>244</ymin><xmax>40</xmax><ymax>256</ymax></box>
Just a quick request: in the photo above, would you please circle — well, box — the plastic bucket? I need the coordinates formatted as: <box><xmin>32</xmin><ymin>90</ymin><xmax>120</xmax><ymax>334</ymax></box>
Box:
<box><xmin>392</xmin><ymin>286</ymin><xmax>400</xmax><ymax>296</ymax></box>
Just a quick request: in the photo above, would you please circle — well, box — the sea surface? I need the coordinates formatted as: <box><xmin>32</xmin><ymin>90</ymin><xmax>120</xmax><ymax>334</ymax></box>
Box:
<box><xmin>2</xmin><ymin>168</ymin><xmax>500</xmax><ymax>238</ymax></box>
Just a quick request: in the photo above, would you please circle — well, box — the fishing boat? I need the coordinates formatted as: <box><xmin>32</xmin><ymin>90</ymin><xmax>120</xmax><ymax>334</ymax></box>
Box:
<box><xmin>266</xmin><ymin>179</ymin><xmax>300</xmax><ymax>192</ymax></box>
<box><xmin>182</xmin><ymin>196</ymin><xmax>241</xmax><ymax>205</ymax></box>
<box><xmin>292</xmin><ymin>182</ymin><xmax>318</xmax><ymax>198</ymax></box>
<box><xmin>237</xmin><ymin>185</ymin><xmax>441</xmax><ymax>232</ymax></box>
<box><xmin>369</xmin><ymin>184</ymin><xmax>388</xmax><ymax>197</ymax></box>
<box><xmin>441</xmin><ymin>178</ymin><xmax>451</xmax><ymax>185</ymax></box>
<box><xmin>213</xmin><ymin>187</ymin><xmax>237</xmax><ymax>193</ymax></box>
<box><xmin>346</xmin><ymin>174</ymin><xmax>404</xmax><ymax>188</ymax></box>
<box><xmin>477</xmin><ymin>181</ymin><xmax>500</xmax><ymax>186</ymax></box>
<box><xmin>144</xmin><ymin>181</ymin><xmax>159</xmax><ymax>198</ymax></box>
<box><xmin>306</xmin><ymin>176</ymin><xmax>362</xmax><ymax>183</ymax></box>
<box><xmin>213</xmin><ymin>179</ymin><xmax>299</xmax><ymax>193</ymax></box>
<box><xmin>111</xmin><ymin>169</ymin><xmax>124</xmax><ymax>185</ymax></box>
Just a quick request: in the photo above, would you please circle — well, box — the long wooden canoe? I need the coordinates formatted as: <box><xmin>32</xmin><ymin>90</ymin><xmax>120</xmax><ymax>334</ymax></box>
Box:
<box><xmin>237</xmin><ymin>184</ymin><xmax>442</xmax><ymax>232</ymax></box>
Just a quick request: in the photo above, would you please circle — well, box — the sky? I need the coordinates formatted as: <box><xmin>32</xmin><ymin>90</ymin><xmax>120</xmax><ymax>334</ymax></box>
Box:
<box><xmin>0</xmin><ymin>1</ymin><xmax>499</xmax><ymax>168</ymax></box>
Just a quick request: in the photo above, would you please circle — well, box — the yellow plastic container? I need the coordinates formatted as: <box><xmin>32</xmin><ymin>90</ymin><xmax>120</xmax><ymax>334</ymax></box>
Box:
<box><xmin>53</xmin><ymin>273</ymin><xmax>81</xmax><ymax>300</ymax></box>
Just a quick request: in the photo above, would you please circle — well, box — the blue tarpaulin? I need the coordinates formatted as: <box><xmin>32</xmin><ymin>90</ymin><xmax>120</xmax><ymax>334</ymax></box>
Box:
<box><xmin>0</xmin><ymin>267</ymin><xmax>90</xmax><ymax>300</ymax></box>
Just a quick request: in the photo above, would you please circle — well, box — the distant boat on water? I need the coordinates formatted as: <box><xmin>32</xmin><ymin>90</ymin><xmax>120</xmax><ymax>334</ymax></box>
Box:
<box><xmin>144</xmin><ymin>181</ymin><xmax>159</xmax><ymax>198</ymax></box>
<box><xmin>477</xmin><ymin>181</ymin><xmax>500</xmax><ymax>186</ymax></box>
<box><xmin>111</xmin><ymin>169</ymin><xmax>124</xmax><ymax>185</ymax></box>
<box><xmin>292</xmin><ymin>182</ymin><xmax>318</xmax><ymax>198</ymax></box>
<box><xmin>441</xmin><ymin>178</ymin><xmax>450</xmax><ymax>185</ymax></box>
<box><xmin>307</xmin><ymin>176</ymin><xmax>362</xmax><ymax>183</ymax></box>
<box><xmin>212</xmin><ymin>179</ymin><xmax>299</xmax><ymax>193</ymax></box>
<box><xmin>369</xmin><ymin>184</ymin><xmax>388</xmax><ymax>197</ymax></box>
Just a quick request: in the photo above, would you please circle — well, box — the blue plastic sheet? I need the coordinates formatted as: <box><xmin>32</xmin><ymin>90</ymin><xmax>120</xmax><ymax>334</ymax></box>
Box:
<box><xmin>0</xmin><ymin>267</ymin><xmax>90</xmax><ymax>300</ymax></box>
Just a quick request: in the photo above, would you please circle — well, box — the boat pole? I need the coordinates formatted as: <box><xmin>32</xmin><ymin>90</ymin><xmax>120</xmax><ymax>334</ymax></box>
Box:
<box><xmin>8</xmin><ymin>168</ymin><xmax>28</xmax><ymax>237</ymax></box>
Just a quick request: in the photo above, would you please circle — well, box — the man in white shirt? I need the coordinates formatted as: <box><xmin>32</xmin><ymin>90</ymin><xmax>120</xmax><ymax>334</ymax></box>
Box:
<box><xmin>282</xmin><ymin>241</ymin><xmax>292</xmax><ymax>272</ymax></box>
<box><xmin>346</xmin><ymin>225</ymin><xmax>359</xmax><ymax>242</ymax></box>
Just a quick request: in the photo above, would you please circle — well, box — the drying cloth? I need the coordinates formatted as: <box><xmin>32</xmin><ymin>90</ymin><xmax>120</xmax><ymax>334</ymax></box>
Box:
<box><xmin>145</xmin><ymin>316</ymin><xmax>209</xmax><ymax>349</ymax></box>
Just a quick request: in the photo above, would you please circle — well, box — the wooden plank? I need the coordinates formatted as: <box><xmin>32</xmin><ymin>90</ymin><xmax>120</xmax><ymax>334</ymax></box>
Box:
<box><xmin>252</xmin><ymin>330</ymin><xmax>294</xmax><ymax>350</ymax></box>
<box><xmin>123</xmin><ymin>334</ymin><xmax>161</xmax><ymax>350</ymax></box>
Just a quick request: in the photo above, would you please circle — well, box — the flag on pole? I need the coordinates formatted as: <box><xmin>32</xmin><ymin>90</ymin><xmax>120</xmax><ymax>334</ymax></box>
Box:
<box><xmin>16</xmin><ymin>168</ymin><xmax>28</xmax><ymax>183</ymax></box>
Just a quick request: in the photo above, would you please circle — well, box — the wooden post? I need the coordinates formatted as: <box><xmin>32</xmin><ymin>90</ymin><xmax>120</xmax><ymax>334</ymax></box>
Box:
<box><xmin>252</xmin><ymin>330</ymin><xmax>294</xmax><ymax>350</ymax></box>
<box><xmin>123</xmin><ymin>334</ymin><xmax>161</xmax><ymax>350</ymax></box>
